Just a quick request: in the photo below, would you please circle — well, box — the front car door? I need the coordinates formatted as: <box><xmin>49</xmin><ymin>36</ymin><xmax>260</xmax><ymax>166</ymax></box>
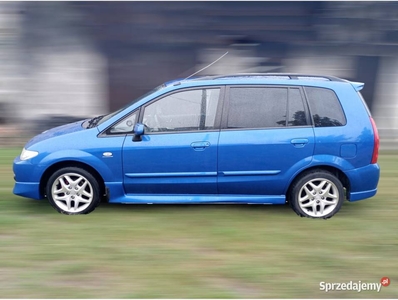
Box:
<box><xmin>121</xmin><ymin>87</ymin><xmax>223</xmax><ymax>198</ymax></box>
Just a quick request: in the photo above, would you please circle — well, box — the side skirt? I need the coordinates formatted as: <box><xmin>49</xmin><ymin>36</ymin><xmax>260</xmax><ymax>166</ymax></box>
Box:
<box><xmin>105</xmin><ymin>182</ymin><xmax>286</xmax><ymax>204</ymax></box>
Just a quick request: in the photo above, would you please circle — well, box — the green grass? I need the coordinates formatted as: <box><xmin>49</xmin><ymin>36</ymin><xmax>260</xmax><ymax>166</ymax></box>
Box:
<box><xmin>0</xmin><ymin>148</ymin><xmax>397</xmax><ymax>298</ymax></box>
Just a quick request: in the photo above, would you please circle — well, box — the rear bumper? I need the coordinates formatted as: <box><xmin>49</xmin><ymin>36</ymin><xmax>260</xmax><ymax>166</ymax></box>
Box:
<box><xmin>349</xmin><ymin>188</ymin><xmax>377</xmax><ymax>202</ymax></box>
<box><xmin>346</xmin><ymin>163</ymin><xmax>380</xmax><ymax>202</ymax></box>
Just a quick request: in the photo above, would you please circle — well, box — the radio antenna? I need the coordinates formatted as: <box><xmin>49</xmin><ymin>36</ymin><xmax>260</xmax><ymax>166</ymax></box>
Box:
<box><xmin>183</xmin><ymin>51</ymin><xmax>229</xmax><ymax>81</ymax></box>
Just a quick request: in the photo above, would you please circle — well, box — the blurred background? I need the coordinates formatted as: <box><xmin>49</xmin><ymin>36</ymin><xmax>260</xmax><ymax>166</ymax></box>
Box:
<box><xmin>0</xmin><ymin>1</ymin><xmax>397</xmax><ymax>144</ymax></box>
<box><xmin>1</xmin><ymin>2</ymin><xmax>398</xmax><ymax>298</ymax></box>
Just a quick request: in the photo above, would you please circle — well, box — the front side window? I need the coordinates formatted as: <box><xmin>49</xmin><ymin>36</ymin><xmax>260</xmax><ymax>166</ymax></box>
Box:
<box><xmin>142</xmin><ymin>88</ymin><xmax>220</xmax><ymax>133</ymax></box>
<box><xmin>108</xmin><ymin>111</ymin><xmax>138</xmax><ymax>134</ymax></box>
<box><xmin>305</xmin><ymin>87</ymin><xmax>346</xmax><ymax>127</ymax></box>
<box><xmin>227</xmin><ymin>87</ymin><xmax>308</xmax><ymax>129</ymax></box>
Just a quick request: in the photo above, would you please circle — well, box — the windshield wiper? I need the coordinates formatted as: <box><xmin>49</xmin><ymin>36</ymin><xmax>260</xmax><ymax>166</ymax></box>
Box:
<box><xmin>87</xmin><ymin>115</ymin><xmax>104</xmax><ymax>129</ymax></box>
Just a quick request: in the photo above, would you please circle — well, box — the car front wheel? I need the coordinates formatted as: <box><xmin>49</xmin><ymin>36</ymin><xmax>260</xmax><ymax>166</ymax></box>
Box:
<box><xmin>46</xmin><ymin>167</ymin><xmax>101</xmax><ymax>215</ymax></box>
<box><xmin>289</xmin><ymin>170</ymin><xmax>344</xmax><ymax>219</ymax></box>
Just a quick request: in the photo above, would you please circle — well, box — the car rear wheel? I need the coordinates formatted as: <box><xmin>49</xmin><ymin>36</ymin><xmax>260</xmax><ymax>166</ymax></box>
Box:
<box><xmin>46</xmin><ymin>167</ymin><xmax>101</xmax><ymax>215</ymax></box>
<box><xmin>289</xmin><ymin>170</ymin><xmax>344</xmax><ymax>219</ymax></box>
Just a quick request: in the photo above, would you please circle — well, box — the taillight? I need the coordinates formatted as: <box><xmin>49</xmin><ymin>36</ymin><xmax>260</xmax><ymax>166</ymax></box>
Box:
<box><xmin>370</xmin><ymin>117</ymin><xmax>379</xmax><ymax>164</ymax></box>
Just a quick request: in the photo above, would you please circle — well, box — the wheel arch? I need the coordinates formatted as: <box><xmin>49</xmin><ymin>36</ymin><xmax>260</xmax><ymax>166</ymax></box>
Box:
<box><xmin>40</xmin><ymin>160</ymin><xmax>106</xmax><ymax>198</ymax></box>
<box><xmin>286</xmin><ymin>165</ymin><xmax>350</xmax><ymax>203</ymax></box>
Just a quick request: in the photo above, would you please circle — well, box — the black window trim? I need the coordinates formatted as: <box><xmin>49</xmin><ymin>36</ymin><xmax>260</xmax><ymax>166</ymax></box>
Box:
<box><xmin>221</xmin><ymin>84</ymin><xmax>313</xmax><ymax>131</ymax></box>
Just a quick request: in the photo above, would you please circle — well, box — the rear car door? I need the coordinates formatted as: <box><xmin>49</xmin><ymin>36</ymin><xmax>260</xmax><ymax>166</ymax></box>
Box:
<box><xmin>218</xmin><ymin>85</ymin><xmax>315</xmax><ymax>197</ymax></box>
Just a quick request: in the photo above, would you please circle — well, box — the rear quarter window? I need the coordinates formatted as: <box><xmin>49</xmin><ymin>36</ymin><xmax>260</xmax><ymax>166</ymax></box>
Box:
<box><xmin>305</xmin><ymin>87</ymin><xmax>346</xmax><ymax>127</ymax></box>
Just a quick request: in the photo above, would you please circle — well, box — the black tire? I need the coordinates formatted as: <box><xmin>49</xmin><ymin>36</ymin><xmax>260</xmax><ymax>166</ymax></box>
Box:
<box><xmin>289</xmin><ymin>169</ymin><xmax>344</xmax><ymax>219</ymax></box>
<box><xmin>46</xmin><ymin>167</ymin><xmax>101</xmax><ymax>215</ymax></box>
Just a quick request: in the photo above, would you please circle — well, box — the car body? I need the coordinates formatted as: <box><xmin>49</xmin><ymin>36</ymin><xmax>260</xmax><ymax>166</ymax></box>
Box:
<box><xmin>13</xmin><ymin>73</ymin><xmax>380</xmax><ymax>218</ymax></box>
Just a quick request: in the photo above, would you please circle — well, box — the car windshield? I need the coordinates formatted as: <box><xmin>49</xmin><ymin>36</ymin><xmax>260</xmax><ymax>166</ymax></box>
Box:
<box><xmin>92</xmin><ymin>84</ymin><xmax>165</xmax><ymax>128</ymax></box>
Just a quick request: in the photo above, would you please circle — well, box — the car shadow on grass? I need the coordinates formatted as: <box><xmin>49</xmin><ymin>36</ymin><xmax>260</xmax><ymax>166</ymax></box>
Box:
<box><xmin>10</xmin><ymin>196</ymin><xmax>293</xmax><ymax>214</ymax></box>
<box><xmin>14</xmin><ymin>196</ymin><xmax>369</xmax><ymax>219</ymax></box>
<box><xmin>98</xmin><ymin>201</ymin><xmax>294</xmax><ymax>215</ymax></box>
<box><xmin>98</xmin><ymin>199</ymin><xmax>369</xmax><ymax>217</ymax></box>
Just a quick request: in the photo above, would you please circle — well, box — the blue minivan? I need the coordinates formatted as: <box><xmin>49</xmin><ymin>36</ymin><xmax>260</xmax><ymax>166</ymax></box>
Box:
<box><xmin>13</xmin><ymin>74</ymin><xmax>380</xmax><ymax>218</ymax></box>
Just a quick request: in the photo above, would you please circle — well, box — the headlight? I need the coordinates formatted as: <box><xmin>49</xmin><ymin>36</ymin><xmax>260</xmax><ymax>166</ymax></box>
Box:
<box><xmin>20</xmin><ymin>148</ymin><xmax>39</xmax><ymax>161</ymax></box>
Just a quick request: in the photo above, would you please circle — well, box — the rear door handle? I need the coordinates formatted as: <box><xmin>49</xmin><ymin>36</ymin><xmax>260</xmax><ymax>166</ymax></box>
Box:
<box><xmin>191</xmin><ymin>141</ymin><xmax>210</xmax><ymax>151</ymax></box>
<box><xmin>291</xmin><ymin>139</ymin><xmax>308</xmax><ymax>148</ymax></box>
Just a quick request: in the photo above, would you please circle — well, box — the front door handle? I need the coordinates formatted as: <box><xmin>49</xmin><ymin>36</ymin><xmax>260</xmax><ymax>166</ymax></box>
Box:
<box><xmin>291</xmin><ymin>139</ymin><xmax>308</xmax><ymax>148</ymax></box>
<box><xmin>191</xmin><ymin>141</ymin><xmax>210</xmax><ymax>151</ymax></box>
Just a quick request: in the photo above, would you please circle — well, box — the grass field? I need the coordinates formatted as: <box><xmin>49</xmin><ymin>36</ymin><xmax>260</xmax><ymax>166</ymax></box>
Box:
<box><xmin>0</xmin><ymin>148</ymin><xmax>397</xmax><ymax>298</ymax></box>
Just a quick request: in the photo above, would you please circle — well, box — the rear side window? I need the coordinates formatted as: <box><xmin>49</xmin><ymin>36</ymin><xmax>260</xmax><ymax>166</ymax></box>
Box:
<box><xmin>305</xmin><ymin>87</ymin><xmax>346</xmax><ymax>127</ymax></box>
<box><xmin>227</xmin><ymin>87</ymin><xmax>308</xmax><ymax>129</ymax></box>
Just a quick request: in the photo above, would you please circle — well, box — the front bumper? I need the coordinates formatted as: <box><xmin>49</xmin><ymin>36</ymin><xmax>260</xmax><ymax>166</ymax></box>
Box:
<box><xmin>13</xmin><ymin>156</ymin><xmax>44</xmax><ymax>200</ymax></box>
<box><xmin>13</xmin><ymin>182</ymin><xmax>43</xmax><ymax>200</ymax></box>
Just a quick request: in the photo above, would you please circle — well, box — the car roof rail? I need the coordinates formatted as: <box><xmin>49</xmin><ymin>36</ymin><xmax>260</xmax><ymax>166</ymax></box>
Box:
<box><xmin>192</xmin><ymin>73</ymin><xmax>346</xmax><ymax>82</ymax></box>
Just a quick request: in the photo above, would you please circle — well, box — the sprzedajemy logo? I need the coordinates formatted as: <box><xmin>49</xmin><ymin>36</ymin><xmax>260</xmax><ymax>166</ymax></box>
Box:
<box><xmin>320</xmin><ymin>277</ymin><xmax>390</xmax><ymax>293</ymax></box>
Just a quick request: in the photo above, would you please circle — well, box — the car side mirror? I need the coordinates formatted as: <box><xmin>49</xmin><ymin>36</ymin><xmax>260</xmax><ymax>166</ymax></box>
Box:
<box><xmin>133</xmin><ymin>123</ymin><xmax>145</xmax><ymax>142</ymax></box>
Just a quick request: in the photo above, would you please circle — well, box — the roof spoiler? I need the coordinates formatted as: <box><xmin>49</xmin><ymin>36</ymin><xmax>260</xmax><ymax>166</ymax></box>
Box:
<box><xmin>351</xmin><ymin>81</ymin><xmax>364</xmax><ymax>91</ymax></box>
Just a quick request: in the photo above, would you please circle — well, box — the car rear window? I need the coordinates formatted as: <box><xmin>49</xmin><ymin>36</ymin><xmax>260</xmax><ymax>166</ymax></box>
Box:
<box><xmin>305</xmin><ymin>87</ymin><xmax>346</xmax><ymax>127</ymax></box>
